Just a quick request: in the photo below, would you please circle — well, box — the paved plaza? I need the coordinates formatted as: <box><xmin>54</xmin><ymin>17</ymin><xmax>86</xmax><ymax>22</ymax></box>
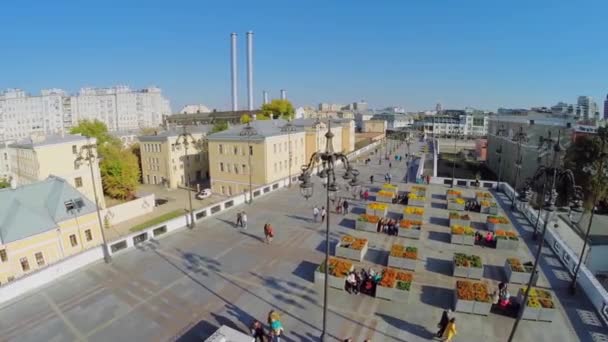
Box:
<box><xmin>0</xmin><ymin>140</ymin><xmax>607</xmax><ymax>342</ymax></box>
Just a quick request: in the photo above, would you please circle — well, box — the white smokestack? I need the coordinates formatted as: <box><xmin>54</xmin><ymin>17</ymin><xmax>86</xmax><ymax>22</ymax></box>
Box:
<box><xmin>263</xmin><ymin>91</ymin><xmax>268</xmax><ymax>105</ymax></box>
<box><xmin>231</xmin><ymin>32</ymin><xmax>238</xmax><ymax>111</ymax></box>
<box><xmin>246</xmin><ymin>31</ymin><xmax>254</xmax><ymax>111</ymax></box>
<box><xmin>280</xmin><ymin>89</ymin><xmax>286</xmax><ymax>100</ymax></box>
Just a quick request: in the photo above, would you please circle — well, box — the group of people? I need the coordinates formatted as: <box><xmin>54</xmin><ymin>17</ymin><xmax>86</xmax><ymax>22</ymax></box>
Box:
<box><xmin>312</xmin><ymin>206</ymin><xmax>327</xmax><ymax>223</ymax></box>
<box><xmin>436</xmin><ymin>310</ymin><xmax>458</xmax><ymax>341</ymax></box>
<box><xmin>384</xmin><ymin>173</ymin><xmax>393</xmax><ymax>184</ymax></box>
<box><xmin>494</xmin><ymin>282</ymin><xmax>512</xmax><ymax>308</ymax></box>
<box><xmin>392</xmin><ymin>193</ymin><xmax>408</xmax><ymax>205</ymax></box>
<box><xmin>344</xmin><ymin>268</ymin><xmax>382</xmax><ymax>296</ymax></box>
<box><xmin>235</xmin><ymin>211</ymin><xmax>248</xmax><ymax>229</ymax></box>
<box><xmin>465</xmin><ymin>200</ymin><xmax>482</xmax><ymax>212</ymax></box>
<box><xmin>474</xmin><ymin>231</ymin><xmax>496</xmax><ymax>247</ymax></box>
<box><xmin>250</xmin><ymin>310</ymin><xmax>284</xmax><ymax>341</ymax></box>
<box><xmin>376</xmin><ymin>218</ymin><xmax>399</xmax><ymax>236</ymax></box>
<box><xmin>333</xmin><ymin>198</ymin><xmax>350</xmax><ymax>215</ymax></box>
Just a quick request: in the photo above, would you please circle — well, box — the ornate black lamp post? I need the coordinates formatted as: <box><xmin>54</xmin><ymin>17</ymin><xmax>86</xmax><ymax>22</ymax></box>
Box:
<box><xmin>298</xmin><ymin>121</ymin><xmax>361</xmax><ymax>341</ymax></box>
<box><xmin>511</xmin><ymin>126</ymin><xmax>528</xmax><ymax>210</ymax></box>
<box><xmin>508</xmin><ymin>131</ymin><xmax>583</xmax><ymax>342</ymax></box>
<box><xmin>175</xmin><ymin>126</ymin><xmax>197</xmax><ymax>228</ymax></box>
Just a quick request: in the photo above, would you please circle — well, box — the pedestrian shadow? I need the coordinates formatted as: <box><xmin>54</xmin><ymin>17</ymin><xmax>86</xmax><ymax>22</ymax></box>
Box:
<box><xmin>376</xmin><ymin>313</ymin><xmax>435</xmax><ymax>340</ymax></box>
<box><xmin>429</xmin><ymin>217</ymin><xmax>449</xmax><ymax>227</ymax></box>
<box><xmin>338</xmin><ymin>218</ymin><xmax>356</xmax><ymax>229</ymax></box>
<box><xmin>431</xmin><ymin>202</ymin><xmax>447</xmax><ymax>210</ymax></box>
<box><xmin>215</xmin><ymin>217</ymin><xmax>237</xmax><ymax>228</ymax></box>
<box><xmin>210</xmin><ymin>312</ymin><xmax>241</xmax><ymax>332</ymax></box>
<box><xmin>425</xmin><ymin>257</ymin><xmax>453</xmax><ymax>276</ymax></box>
<box><xmin>420</xmin><ymin>285</ymin><xmax>453</xmax><ymax>309</ymax></box>
<box><xmin>483</xmin><ymin>264</ymin><xmax>506</xmax><ymax>282</ymax></box>
<box><xmin>286</xmin><ymin>214</ymin><xmax>312</xmax><ymax>223</ymax></box>
<box><xmin>427</xmin><ymin>231</ymin><xmax>451</xmax><ymax>243</ymax></box>
<box><xmin>292</xmin><ymin>260</ymin><xmax>319</xmax><ymax>283</ymax></box>
<box><xmin>239</xmin><ymin>230</ymin><xmax>266</xmax><ymax>243</ymax></box>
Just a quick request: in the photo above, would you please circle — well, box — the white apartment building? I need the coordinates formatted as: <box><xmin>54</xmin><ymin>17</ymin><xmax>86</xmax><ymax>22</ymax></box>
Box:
<box><xmin>417</xmin><ymin>114</ymin><xmax>489</xmax><ymax>137</ymax></box>
<box><xmin>0</xmin><ymin>86</ymin><xmax>171</xmax><ymax>141</ymax></box>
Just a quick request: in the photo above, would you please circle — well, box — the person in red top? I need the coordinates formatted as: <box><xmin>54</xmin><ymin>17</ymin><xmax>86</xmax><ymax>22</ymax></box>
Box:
<box><xmin>264</xmin><ymin>223</ymin><xmax>274</xmax><ymax>244</ymax></box>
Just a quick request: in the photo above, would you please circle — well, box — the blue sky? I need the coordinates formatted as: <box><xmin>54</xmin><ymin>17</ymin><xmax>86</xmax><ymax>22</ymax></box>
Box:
<box><xmin>1</xmin><ymin>1</ymin><xmax>607</xmax><ymax>112</ymax></box>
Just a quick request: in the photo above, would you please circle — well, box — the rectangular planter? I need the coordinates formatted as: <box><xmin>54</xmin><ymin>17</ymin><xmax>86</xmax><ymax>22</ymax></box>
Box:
<box><xmin>538</xmin><ymin>307</ymin><xmax>557</xmax><ymax>322</ymax></box>
<box><xmin>462</xmin><ymin>235</ymin><xmax>475</xmax><ymax>246</ymax></box>
<box><xmin>521</xmin><ymin>306</ymin><xmax>541</xmax><ymax>321</ymax></box>
<box><xmin>376</xmin><ymin>195</ymin><xmax>394</xmax><ymax>203</ymax></box>
<box><xmin>356</xmin><ymin>220</ymin><xmax>378</xmax><ymax>232</ymax></box>
<box><xmin>450</xmin><ymin>218</ymin><xmax>471</xmax><ymax>227</ymax></box>
<box><xmin>481</xmin><ymin>206</ymin><xmax>498</xmax><ymax>215</ymax></box>
<box><xmin>503</xmin><ymin>260</ymin><xmax>530</xmax><ymax>284</ymax></box>
<box><xmin>375</xmin><ymin>285</ymin><xmax>395</xmax><ymax>301</ymax></box>
<box><xmin>409</xmin><ymin>199</ymin><xmax>425</xmax><ymax>207</ymax></box>
<box><xmin>447</xmin><ymin>202</ymin><xmax>465</xmax><ymax>211</ymax></box>
<box><xmin>398</xmin><ymin>228</ymin><xmax>421</xmax><ymax>240</ymax></box>
<box><xmin>366</xmin><ymin>207</ymin><xmax>388</xmax><ymax>217</ymax></box>
<box><xmin>453</xmin><ymin>264</ymin><xmax>469</xmax><ymax>278</ymax></box>
<box><xmin>472</xmin><ymin>301</ymin><xmax>492</xmax><ymax>315</ymax></box>
<box><xmin>388</xmin><ymin>255</ymin><xmax>416</xmax><ymax>271</ymax></box>
<box><xmin>404</xmin><ymin>213</ymin><xmax>424</xmax><ymax>222</ymax></box>
<box><xmin>335</xmin><ymin>242</ymin><xmax>368</xmax><ymax>262</ymax></box>
<box><xmin>447</xmin><ymin>193</ymin><xmax>462</xmax><ymax>201</ymax></box>
<box><xmin>328</xmin><ymin>274</ymin><xmax>346</xmax><ymax>290</ymax></box>
<box><xmin>450</xmin><ymin>234</ymin><xmax>463</xmax><ymax>245</ymax></box>
<box><xmin>468</xmin><ymin>266</ymin><xmax>483</xmax><ymax>280</ymax></box>
<box><xmin>314</xmin><ymin>270</ymin><xmax>325</xmax><ymax>286</ymax></box>
<box><xmin>454</xmin><ymin>295</ymin><xmax>475</xmax><ymax>313</ymax></box>
<box><xmin>486</xmin><ymin>222</ymin><xmax>510</xmax><ymax>232</ymax></box>
<box><xmin>392</xmin><ymin>289</ymin><xmax>411</xmax><ymax>303</ymax></box>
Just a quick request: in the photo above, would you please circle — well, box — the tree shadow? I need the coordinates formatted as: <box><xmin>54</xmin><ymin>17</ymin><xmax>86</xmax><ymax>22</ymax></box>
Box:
<box><xmin>420</xmin><ymin>285</ymin><xmax>453</xmax><ymax>309</ymax></box>
<box><xmin>429</xmin><ymin>217</ymin><xmax>449</xmax><ymax>227</ymax></box>
<box><xmin>376</xmin><ymin>313</ymin><xmax>435</xmax><ymax>340</ymax></box>
<box><xmin>338</xmin><ymin>218</ymin><xmax>356</xmax><ymax>229</ymax></box>
<box><xmin>431</xmin><ymin>202</ymin><xmax>447</xmax><ymax>210</ymax></box>
<box><xmin>427</xmin><ymin>231</ymin><xmax>451</xmax><ymax>243</ymax></box>
<box><xmin>483</xmin><ymin>264</ymin><xmax>506</xmax><ymax>282</ymax></box>
<box><xmin>425</xmin><ymin>257</ymin><xmax>453</xmax><ymax>276</ymax></box>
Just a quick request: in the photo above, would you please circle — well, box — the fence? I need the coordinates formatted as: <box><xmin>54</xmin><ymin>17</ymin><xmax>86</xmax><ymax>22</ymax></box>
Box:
<box><xmin>102</xmin><ymin>193</ymin><xmax>155</xmax><ymax>227</ymax></box>
<box><xmin>0</xmin><ymin>140</ymin><xmax>383</xmax><ymax>306</ymax></box>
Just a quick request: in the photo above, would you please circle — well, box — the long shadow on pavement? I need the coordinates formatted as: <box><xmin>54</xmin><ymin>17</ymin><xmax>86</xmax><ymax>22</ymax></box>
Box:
<box><xmin>427</xmin><ymin>231</ymin><xmax>451</xmax><ymax>243</ymax></box>
<box><xmin>425</xmin><ymin>257</ymin><xmax>453</xmax><ymax>276</ymax></box>
<box><xmin>376</xmin><ymin>313</ymin><xmax>435</xmax><ymax>340</ymax></box>
<box><xmin>429</xmin><ymin>217</ymin><xmax>449</xmax><ymax>227</ymax></box>
<box><xmin>420</xmin><ymin>285</ymin><xmax>453</xmax><ymax>310</ymax></box>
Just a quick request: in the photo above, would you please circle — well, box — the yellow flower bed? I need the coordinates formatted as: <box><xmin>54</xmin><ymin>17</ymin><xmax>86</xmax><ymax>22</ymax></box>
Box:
<box><xmin>412</xmin><ymin>186</ymin><xmax>426</xmax><ymax>192</ymax></box>
<box><xmin>367</xmin><ymin>202</ymin><xmax>388</xmax><ymax>211</ymax></box>
<box><xmin>446</xmin><ymin>189</ymin><xmax>462</xmax><ymax>196</ymax></box>
<box><xmin>451</xmin><ymin>197</ymin><xmax>465</xmax><ymax>205</ymax></box>
<box><xmin>377</xmin><ymin>190</ymin><xmax>395</xmax><ymax>197</ymax></box>
<box><xmin>382</xmin><ymin>184</ymin><xmax>398</xmax><ymax>191</ymax></box>
<box><xmin>408</xmin><ymin>193</ymin><xmax>426</xmax><ymax>201</ymax></box>
<box><xmin>476</xmin><ymin>192</ymin><xmax>492</xmax><ymax>199</ymax></box>
<box><xmin>451</xmin><ymin>225</ymin><xmax>475</xmax><ymax>235</ymax></box>
<box><xmin>404</xmin><ymin>207</ymin><xmax>425</xmax><ymax>215</ymax></box>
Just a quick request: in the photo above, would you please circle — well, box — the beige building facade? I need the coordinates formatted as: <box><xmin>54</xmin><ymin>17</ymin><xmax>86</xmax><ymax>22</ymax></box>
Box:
<box><xmin>0</xmin><ymin>176</ymin><xmax>104</xmax><ymax>284</ymax></box>
<box><xmin>363</xmin><ymin>120</ymin><xmax>388</xmax><ymax>133</ymax></box>
<box><xmin>207</xmin><ymin>120</ymin><xmax>306</xmax><ymax>196</ymax></box>
<box><xmin>9</xmin><ymin>133</ymin><xmax>105</xmax><ymax>208</ymax></box>
<box><xmin>139</xmin><ymin>127</ymin><xmax>210</xmax><ymax>189</ymax></box>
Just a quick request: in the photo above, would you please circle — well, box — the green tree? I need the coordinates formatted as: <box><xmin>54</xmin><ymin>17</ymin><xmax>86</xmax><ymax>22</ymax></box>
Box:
<box><xmin>130</xmin><ymin>143</ymin><xmax>143</xmax><ymax>183</ymax></box>
<box><xmin>0</xmin><ymin>178</ymin><xmax>10</xmax><ymax>189</ymax></box>
<box><xmin>211</xmin><ymin>120</ymin><xmax>229</xmax><ymax>133</ymax></box>
<box><xmin>260</xmin><ymin>99</ymin><xmax>295</xmax><ymax>120</ymax></box>
<box><xmin>70</xmin><ymin>120</ymin><xmax>140</xmax><ymax>199</ymax></box>
<box><xmin>240</xmin><ymin>114</ymin><xmax>251</xmax><ymax>124</ymax></box>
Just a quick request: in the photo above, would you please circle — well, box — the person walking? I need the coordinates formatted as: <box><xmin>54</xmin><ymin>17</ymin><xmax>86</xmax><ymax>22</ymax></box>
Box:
<box><xmin>443</xmin><ymin>317</ymin><xmax>457</xmax><ymax>342</ymax></box>
<box><xmin>321</xmin><ymin>206</ymin><xmax>327</xmax><ymax>223</ymax></box>
<box><xmin>389</xmin><ymin>162</ymin><xmax>392</xmax><ymax>169</ymax></box>
<box><xmin>268</xmin><ymin>311</ymin><xmax>284</xmax><ymax>342</ymax></box>
<box><xmin>342</xmin><ymin>200</ymin><xmax>349</xmax><ymax>215</ymax></box>
<box><xmin>250</xmin><ymin>319</ymin><xmax>265</xmax><ymax>342</ymax></box>
<box><xmin>236</xmin><ymin>212</ymin><xmax>243</xmax><ymax>228</ymax></box>
<box><xmin>264</xmin><ymin>223</ymin><xmax>274</xmax><ymax>244</ymax></box>
<box><xmin>363</xmin><ymin>189</ymin><xmax>369</xmax><ymax>201</ymax></box>
<box><xmin>370</xmin><ymin>175</ymin><xmax>374</xmax><ymax>184</ymax></box>
<box><xmin>436</xmin><ymin>309</ymin><xmax>451</xmax><ymax>338</ymax></box>
<box><xmin>241</xmin><ymin>211</ymin><xmax>248</xmax><ymax>230</ymax></box>
<box><xmin>313</xmin><ymin>206</ymin><xmax>319</xmax><ymax>222</ymax></box>
<box><xmin>387</xmin><ymin>173</ymin><xmax>392</xmax><ymax>184</ymax></box>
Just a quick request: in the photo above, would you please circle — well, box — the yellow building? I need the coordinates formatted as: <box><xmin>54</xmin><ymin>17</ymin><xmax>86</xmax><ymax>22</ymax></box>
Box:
<box><xmin>139</xmin><ymin>127</ymin><xmax>209</xmax><ymax>189</ymax></box>
<box><xmin>0</xmin><ymin>176</ymin><xmax>104</xmax><ymax>284</ymax></box>
<box><xmin>363</xmin><ymin>120</ymin><xmax>388</xmax><ymax>133</ymax></box>
<box><xmin>207</xmin><ymin>120</ymin><xmax>306</xmax><ymax>196</ymax></box>
<box><xmin>291</xmin><ymin>118</ymin><xmax>355</xmax><ymax>163</ymax></box>
<box><xmin>9</xmin><ymin>133</ymin><xmax>105</xmax><ymax>208</ymax></box>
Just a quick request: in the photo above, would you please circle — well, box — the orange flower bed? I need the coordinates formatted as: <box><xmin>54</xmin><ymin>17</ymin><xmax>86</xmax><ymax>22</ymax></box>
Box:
<box><xmin>396</xmin><ymin>271</ymin><xmax>413</xmax><ymax>282</ymax></box>
<box><xmin>496</xmin><ymin>230</ymin><xmax>518</xmax><ymax>238</ymax></box>
<box><xmin>378</xmin><ymin>268</ymin><xmax>397</xmax><ymax>288</ymax></box>
<box><xmin>390</xmin><ymin>244</ymin><xmax>417</xmax><ymax>259</ymax></box>
<box><xmin>358</xmin><ymin>214</ymin><xmax>380</xmax><ymax>223</ymax></box>
<box><xmin>487</xmin><ymin>216</ymin><xmax>509</xmax><ymax>224</ymax></box>
<box><xmin>377</xmin><ymin>190</ymin><xmax>395</xmax><ymax>197</ymax></box>
<box><xmin>340</xmin><ymin>235</ymin><xmax>367</xmax><ymax>250</ymax></box>
<box><xmin>399</xmin><ymin>219</ymin><xmax>422</xmax><ymax>229</ymax></box>
<box><xmin>327</xmin><ymin>258</ymin><xmax>353</xmax><ymax>278</ymax></box>
<box><xmin>456</xmin><ymin>280</ymin><xmax>489</xmax><ymax>302</ymax></box>
<box><xmin>447</xmin><ymin>189</ymin><xmax>462</xmax><ymax>196</ymax></box>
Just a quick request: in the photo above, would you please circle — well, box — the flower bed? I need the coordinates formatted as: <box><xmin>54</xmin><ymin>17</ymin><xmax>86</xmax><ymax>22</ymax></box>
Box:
<box><xmin>480</xmin><ymin>200</ymin><xmax>498</xmax><ymax>215</ymax></box>
<box><xmin>356</xmin><ymin>214</ymin><xmax>380</xmax><ymax>232</ymax></box>
<box><xmin>449</xmin><ymin>212</ymin><xmax>471</xmax><ymax>227</ymax></box>
<box><xmin>411</xmin><ymin>186</ymin><xmax>426</xmax><ymax>196</ymax></box>
<box><xmin>453</xmin><ymin>253</ymin><xmax>483</xmax><ymax>279</ymax></box>
<box><xmin>382</xmin><ymin>183</ymin><xmax>398</xmax><ymax>195</ymax></box>
<box><xmin>366</xmin><ymin>202</ymin><xmax>388</xmax><ymax>217</ymax></box>
<box><xmin>375</xmin><ymin>268</ymin><xmax>414</xmax><ymax>302</ymax></box>
<box><xmin>335</xmin><ymin>235</ymin><xmax>369</xmax><ymax>261</ymax></box>
<box><xmin>446</xmin><ymin>189</ymin><xmax>462</xmax><ymax>200</ymax></box>
<box><xmin>398</xmin><ymin>220</ymin><xmax>422</xmax><ymax>239</ymax></box>
<box><xmin>475</xmin><ymin>192</ymin><xmax>493</xmax><ymax>201</ymax></box>
<box><xmin>504</xmin><ymin>258</ymin><xmax>533</xmax><ymax>284</ymax></box>
<box><xmin>447</xmin><ymin>198</ymin><xmax>466</xmax><ymax>211</ymax></box>
<box><xmin>403</xmin><ymin>206</ymin><xmax>425</xmax><ymax>221</ymax></box>
<box><xmin>450</xmin><ymin>225</ymin><xmax>475</xmax><ymax>246</ymax></box>
<box><xmin>407</xmin><ymin>193</ymin><xmax>425</xmax><ymax>207</ymax></box>
<box><xmin>388</xmin><ymin>244</ymin><xmax>418</xmax><ymax>270</ymax></box>
<box><xmin>376</xmin><ymin>190</ymin><xmax>395</xmax><ymax>203</ymax></box>
<box><xmin>495</xmin><ymin>230</ymin><xmax>520</xmax><ymax>250</ymax></box>
<box><xmin>453</xmin><ymin>280</ymin><xmax>492</xmax><ymax>315</ymax></box>
<box><xmin>315</xmin><ymin>257</ymin><xmax>354</xmax><ymax>289</ymax></box>
<box><xmin>486</xmin><ymin>215</ymin><xmax>510</xmax><ymax>232</ymax></box>
<box><xmin>517</xmin><ymin>287</ymin><xmax>557</xmax><ymax>322</ymax></box>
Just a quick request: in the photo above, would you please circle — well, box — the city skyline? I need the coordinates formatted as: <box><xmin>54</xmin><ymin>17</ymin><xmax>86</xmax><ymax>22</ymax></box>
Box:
<box><xmin>0</xmin><ymin>1</ymin><xmax>607</xmax><ymax>112</ymax></box>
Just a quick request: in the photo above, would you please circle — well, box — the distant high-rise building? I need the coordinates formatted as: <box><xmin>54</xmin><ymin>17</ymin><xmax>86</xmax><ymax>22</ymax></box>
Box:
<box><xmin>0</xmin><ymin>86</ymin><xmax>171</xmax><ymax>141</ymax></box>
<box><xmin>604</xmin><ymin>94</ymin><xmax>608</xmax><ymax>120</ymax></box>
<box><xmin>436</xmin><ymin>103</ymin><xmax>443</xmax><ymax>113</ymax></box>
<box><xmin>353</xmin><ymin>100</ymin><xmax>368</xmax><ymax>112</ymax></box>
<box><xmin>577</xmin><ymin>96</ymin><xmax>598</xmax><ymax>120</ymax></box>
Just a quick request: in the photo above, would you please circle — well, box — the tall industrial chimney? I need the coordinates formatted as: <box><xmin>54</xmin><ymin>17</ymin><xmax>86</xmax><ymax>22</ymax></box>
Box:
<box><xmin>246</xmin><ymin>31</ymin><xmax>254</xmax><ymax>111</ymax></box>
<box><xmin>280</xmin><ymin>89</ymin><xmax>286</xmax><ymax>100</ymax></box>
<box><xmin>263</xmin><ymin>91</ymin><xmax>269</xmax><ymax>105</ymax></box>
<box><xmin>231</xmin><ymin>32</ymin><xmax>238</xmax><ymax>111</ymax></box>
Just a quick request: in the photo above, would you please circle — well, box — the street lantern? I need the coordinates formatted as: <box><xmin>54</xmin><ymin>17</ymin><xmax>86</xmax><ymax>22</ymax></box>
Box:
<box><xmin>298</xmin><ymin>120</ymin><xmax>360</xmax><ymax>342</ymax></box>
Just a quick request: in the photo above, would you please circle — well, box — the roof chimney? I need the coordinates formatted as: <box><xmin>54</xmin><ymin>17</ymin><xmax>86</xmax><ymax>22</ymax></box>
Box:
<box><xmin>246</xmin><ymin>31</ymin><xmax>254</xmax><ymax>111</ymax></box>
<box><xmin>280</xmin><ymin>89</ymin><xmax>286</xmax><ymax>100</ymax></box>
<box><xmin>231</xmin><ymin>32</ymin><xmax>238</xmax><ymax>111</ymax></box>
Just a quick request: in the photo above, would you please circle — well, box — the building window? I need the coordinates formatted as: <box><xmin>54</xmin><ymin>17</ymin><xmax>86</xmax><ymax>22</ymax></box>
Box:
<box><xmin>227</xmin><ymin>163</ymin><xmax>231</xmax><ymax>173</ymax></box>
<box><xmin>234</xmin><ymin>146</ymin><xmax>238</xmax><ymax>155</ymax></box>
<box><xmin>234</xmin><ymin>164</ymin><xmax>239</xmax><ymax>174</ymax></box>
<box><xmin>220</xmin><ymin>162</ymin><xmax>224</xmax><ymax>172</ymax></box>
<box><xmin>0</xmin><ymin>249</ymin><xmax>6</xmax><ymax>262</ymax></box>
<box><xmin>72</xmin><ymin>145</ymin><xmax>77</xmax><ymax>154</ymax></box>
<box><xmin>74</xmin><ymin>177</ymin><xmax>83</xmax><ymax>188</ymax></box>
<box><xmin>274</xmin><ymin>144</ymin><xmax>277</xmax><ymax>153</ymax></box>
<box><xmin>228</xmin><ymin>186</ymin><xmax>232</xmax><ymax>195</ymax></box>
<box><xmin>219</xmin><ymin>144</ymin><xmax>223</xmax><ymax>154</ymax></box>
<box><xmin>20</xmin><ymin>257</ymin><xmax>30</xmax><ymax>272</ymax></box>
<box><xmin>279</xmin><ymin>144</ymin><xmax>282</xmax><ymax>153</ymax></box>
<box><xmin>35</xmin><ymin>252</ymin><xmax>45</xmax><ymax>266</ymax></box>
<box><xmin>221</xmin><ymin>185</ymin><xmax>225</xmax><ymax>194</ymax></box>
<box><xmin>274</xmin><ymin>163</ymin><xmax>277</xmax><ymax>172</ymax></box>
<box><xmin>249</xmin><ymin>146</ymin><xmax>253</xmax><ymax>156</ymax></box>
<box><xmin>242</xmin><ymin>164</ymin><xmax>247</xmax><ymax>174</ymax></box>
<box><xmin>69</xmin><ymin>234</ymin><xmax>78</xmax><ymax>247</ymax></box>
<box><xmin>85</xmin><ymin>229</ymin><xmax>93</xmax><ymax>241</ymax></box>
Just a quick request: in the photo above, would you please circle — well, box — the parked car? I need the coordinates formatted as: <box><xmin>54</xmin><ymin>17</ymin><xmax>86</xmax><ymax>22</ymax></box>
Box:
<box><xmin>196</xmin><ymin>188</ymin><xmax>212</xmax><ymax>200</ymax></box>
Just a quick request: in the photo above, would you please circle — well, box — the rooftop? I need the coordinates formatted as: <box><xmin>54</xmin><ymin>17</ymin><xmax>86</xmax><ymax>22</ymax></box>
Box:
<box><xmin>138</xmin><ymin>126</ymin><xmax>211</xmax><ymax>142</ymax></box>
<box><xmin>0</xmin><ymin>176</ymin><xmax>97</xmax><ymax>244</ymax></box>
<box><xmin>9</xmin><ymin>134</ymin><xmax>93</xmax><ymax>149</ymax></box>
<box><xmin>207</xmin><ymin>120</ymin><xmax>305</xmax><ymax>141</ymax></box>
